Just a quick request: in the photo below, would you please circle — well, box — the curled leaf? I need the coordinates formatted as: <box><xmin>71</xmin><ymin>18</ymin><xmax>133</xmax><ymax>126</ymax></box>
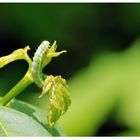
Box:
<box><xmin>39</xmin><ymin>75</ymin><xmax>71</xmax><ymax>127</ymax></box>
<box><xmin>0</xmin><ymin>46</ymin><xmax>31</xmax><ymax>68</ymax></box>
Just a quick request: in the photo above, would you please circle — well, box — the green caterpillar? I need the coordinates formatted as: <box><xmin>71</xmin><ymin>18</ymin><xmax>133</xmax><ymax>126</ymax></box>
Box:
<box><xmin>31</xmin><ymin>41</ymin><xmax>50</xmax><ymax>87</ymax></box>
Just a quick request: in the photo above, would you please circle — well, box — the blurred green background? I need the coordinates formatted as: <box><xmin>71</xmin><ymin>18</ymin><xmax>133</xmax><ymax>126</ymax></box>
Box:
<box><xmin>1</xmin><ymin>3</ymin><xmax>140</xmax><ymax>136</ymax></box>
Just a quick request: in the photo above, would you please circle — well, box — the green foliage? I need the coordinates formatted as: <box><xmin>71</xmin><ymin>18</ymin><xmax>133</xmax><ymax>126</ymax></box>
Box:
<box><xmin>0</xmin><ymin>41</ymin><xmax>70</xmax><ymax>136</ymax></box>
<box><xmin>1</xmin><ymin>4</ymin><xmax>140</xmax><ymax>136</ymax></box>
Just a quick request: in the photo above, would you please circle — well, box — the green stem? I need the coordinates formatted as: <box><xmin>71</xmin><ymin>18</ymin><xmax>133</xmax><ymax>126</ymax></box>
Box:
<box><xmin>0</xmin><ymin>71</ymin><xmax>34</xmax><ymax>106</ymax></box>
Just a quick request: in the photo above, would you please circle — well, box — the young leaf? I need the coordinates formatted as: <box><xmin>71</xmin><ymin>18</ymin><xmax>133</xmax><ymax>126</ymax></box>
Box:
<box><xmin>0</xmin><ymin>46</ymin><xmax>32</xmax><ymax>69</ymax></box>
<box><xmin>41</xmin><ymin>41</ymin><xmax>66</xmax><ymax>70</ymax></box>
<box><xmin>0</xmin><ymin>105</ymin><xmax>50</xmax><ymax>136</ymax></box>
<box><xmin>40</xmin><ymin>75</ymin><xmax>71</xmax><ymax>127</ymax></box>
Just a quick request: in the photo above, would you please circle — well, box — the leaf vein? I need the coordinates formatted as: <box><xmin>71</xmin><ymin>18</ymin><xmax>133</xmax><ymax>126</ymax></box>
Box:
<box><xmin>0</xmin><ymin>121</ymin><xmax>9</xmax><ymax>136</ymax></box>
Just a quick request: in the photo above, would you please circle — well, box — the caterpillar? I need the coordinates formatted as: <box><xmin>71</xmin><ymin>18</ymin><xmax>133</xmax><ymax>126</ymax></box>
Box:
<box><xmin>31</xmin><ymin>41</ymin><xmax>50</xmax><ymax>88</ymax></box>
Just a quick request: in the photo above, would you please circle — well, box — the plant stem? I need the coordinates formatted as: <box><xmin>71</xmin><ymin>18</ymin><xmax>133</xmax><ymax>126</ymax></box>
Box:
<box><xmin>0</xmin><ymin>71</ymin><xmax>33</xmax><ymax>106</ymax></box>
